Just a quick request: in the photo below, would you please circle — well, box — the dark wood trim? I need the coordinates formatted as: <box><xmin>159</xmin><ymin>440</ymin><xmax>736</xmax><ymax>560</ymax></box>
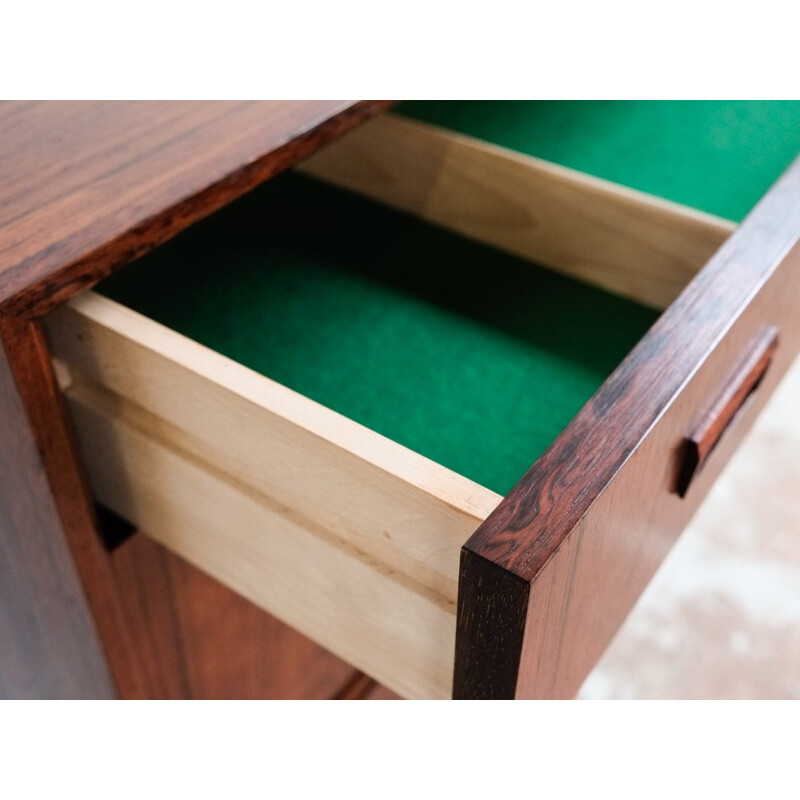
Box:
<box><xmin>677</xmin><ymin>325</ymin><xmax>778</xmax><ymax>497</ymax></box>
<box><xmin>0</xmin><ymin>101</ymin><xmax>392</xmax><ymax>319</ymax></box>
<box><xmin>453</xmin><ymin>550</ymin><xmax>528</xmax><ymax>699</ymax></box>
<box><xmin>455</xmin><ymin>156</ymin><xmax>800</xmax><ymax>699</ymax></box>
<box><xmin>0</xmin><ymin>317</ymin><xmax>122</xmax><ymax>698</ymax></box>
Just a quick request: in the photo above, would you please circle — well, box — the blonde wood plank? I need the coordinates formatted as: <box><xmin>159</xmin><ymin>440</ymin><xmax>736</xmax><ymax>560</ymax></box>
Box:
<box><xmin>63</xmin><ymin>384</ymin><xmax>456</xmax><ymax>699</ymax></box>
<box><xmin>44</xmin><ymin>292</ymin><xmax>499</xmax><ymax>618</ymax></box>
<box><xmin>299</xmin><ymin>114</ymin><xmax>736</xmax><ymax>310</ymax></box>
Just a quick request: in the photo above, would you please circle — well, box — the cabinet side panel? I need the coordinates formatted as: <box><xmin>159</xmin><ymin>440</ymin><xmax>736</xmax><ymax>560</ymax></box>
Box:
<box><xmin>0</xmin><ymin>318</ymin><xmax>116</xmax><ymax>698</ymax></box>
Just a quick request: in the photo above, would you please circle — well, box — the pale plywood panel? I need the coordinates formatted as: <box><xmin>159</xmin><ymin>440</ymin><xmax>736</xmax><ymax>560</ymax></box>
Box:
<box><xmin>300</xmin><ymin>114</ymin><xmax>735</xmax><ymax>310</ymax></box>
<box><xmin>45</xmin><ymin>293</ymin><xmax>500</xmax><ymax>606</ymax></box>
<box><xmin>66</xmin><ymin>385</ymin><xmax>457</xmax><ymax>700</ymax></box>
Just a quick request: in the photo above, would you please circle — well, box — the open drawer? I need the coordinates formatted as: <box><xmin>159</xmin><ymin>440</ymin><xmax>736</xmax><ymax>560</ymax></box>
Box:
<box><xmin>43</xmin><ymin>103</ymin><xmax>800</xmax><ymax>699</ymax></box>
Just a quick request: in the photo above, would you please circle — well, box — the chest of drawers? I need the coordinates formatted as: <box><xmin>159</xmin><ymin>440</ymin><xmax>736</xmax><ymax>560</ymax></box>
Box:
<box><xmin>3</xmin><ymin>101</ymin><xmax>798</xmax><ymax>698</ymax></box>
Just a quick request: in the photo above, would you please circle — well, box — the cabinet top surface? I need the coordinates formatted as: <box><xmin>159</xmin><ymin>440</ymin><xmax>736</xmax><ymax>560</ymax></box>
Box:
<box><xmin>0</xmin><ymin>100</ymin><xmax>384</xmax><ymax>317</ymax></box>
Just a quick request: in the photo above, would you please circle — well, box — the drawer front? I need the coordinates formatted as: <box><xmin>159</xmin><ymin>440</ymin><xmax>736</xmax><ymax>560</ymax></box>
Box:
<box><xmin>456</xmin><ymin>158</ymin><xmax>800</xmax><ymax>699</ymax></box>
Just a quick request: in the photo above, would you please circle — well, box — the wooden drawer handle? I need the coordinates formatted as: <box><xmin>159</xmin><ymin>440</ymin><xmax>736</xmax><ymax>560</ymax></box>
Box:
<box><xmin>677</xmin><ymin>326</ymin><xmax>779</xmax><ymax>497</ymax></box>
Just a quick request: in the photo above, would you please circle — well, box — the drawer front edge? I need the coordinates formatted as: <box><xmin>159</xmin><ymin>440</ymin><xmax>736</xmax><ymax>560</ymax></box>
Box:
<box><xmin>456</xmin><ymin>155</ymin><xmax>800</xmax><ymax>699</ymax></box>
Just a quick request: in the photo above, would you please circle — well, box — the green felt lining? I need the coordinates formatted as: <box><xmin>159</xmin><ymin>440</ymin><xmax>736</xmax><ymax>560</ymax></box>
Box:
<box><xmin>99</xmin><ymin>172</ymin><xmax>656</xmax><ymax>494</ymax></box>
<box><xmin>400</xmin><ymin>101</ymin><xmax>800</xmax><ymax>221</ymax></box>
<box><xmin>98</xmin><ymin>102</ymin><xmax>800</xmax><ymax>495</ymax></box>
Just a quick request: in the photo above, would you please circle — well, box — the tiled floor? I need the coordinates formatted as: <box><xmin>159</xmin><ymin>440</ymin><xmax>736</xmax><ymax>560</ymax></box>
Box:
<box><xmin>579</xmin><ymin>356</ymin><xmax>800</xmax><ymax>699</ymax></box>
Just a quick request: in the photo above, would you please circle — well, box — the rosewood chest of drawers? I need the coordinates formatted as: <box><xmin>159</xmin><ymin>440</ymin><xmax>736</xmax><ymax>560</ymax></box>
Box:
<box><xmin>2</xmin><ymin>101</ymin><xmax>798</xmax><ymax>699</ymax></box>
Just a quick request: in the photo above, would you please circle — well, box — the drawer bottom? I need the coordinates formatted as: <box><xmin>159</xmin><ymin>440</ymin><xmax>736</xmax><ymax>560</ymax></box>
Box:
<box><xmin>97</xmin><ymin>171</ymin><xmax>658</xmax><ymax>496</ymax></box>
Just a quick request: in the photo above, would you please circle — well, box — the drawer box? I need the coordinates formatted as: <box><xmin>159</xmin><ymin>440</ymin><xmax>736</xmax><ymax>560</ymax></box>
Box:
<box><xmin>43</xmin><ymin>105</ymin><xmax>800</xmax><ymax>699</ymax></box>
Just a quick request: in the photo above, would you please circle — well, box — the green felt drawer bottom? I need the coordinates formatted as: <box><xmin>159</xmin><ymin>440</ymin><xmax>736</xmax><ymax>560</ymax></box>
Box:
<box><xmin>98</xmin><ymin>172</ymin><xmax>657</xmax><ymax>496</ymax></box>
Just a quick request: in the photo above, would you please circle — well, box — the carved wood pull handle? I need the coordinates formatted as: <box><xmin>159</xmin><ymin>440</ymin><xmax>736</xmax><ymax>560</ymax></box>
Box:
<box><xmin>677</xmin><ymin>326</ymin><xmax>779</xmax><ymax>498</ymax></box>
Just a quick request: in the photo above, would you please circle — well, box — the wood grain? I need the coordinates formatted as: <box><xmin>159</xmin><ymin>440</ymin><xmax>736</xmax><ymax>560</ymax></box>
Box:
<box><xmin>0</xmin><ymin>100</ymin><xmax>392</xmax><ymax>699</ymax></box>
<box><xmin>61</xmin><ymin>382</ymin><xmax>459</xmax><ymax>699</ymax></box>
<box><xmin>333</xmin><ymin>673</ymin><xmax>400</xmax><ymax>699</ymax></box>
<box><xmin>22</xmin><ymin>101</ymin><xmax>797</xmax><ymax>699</ymax></box>
<box><xmin>45</xmin><ymin>293</ymin><xmax>499</xmax><ymax>604</ymax></box>
<box><xmin>678</xmin><ymin>326</ymin><xmax>779</xmax><ymax>497</ymax></box>
<box><xmin>453</xmin><ymin>550</ymin><xmax>528</xmax><ymax>699</ymax></box>
<box><xmin>0</xmin><ymin>316</ymin><xmax>134</xmax><ymax>698</ymax></box>
<box><xmin>0</xmin><ymin>101</ymin><xmax>390</xmax><ymax>318</ymax></box>
<box><xmin>47</xmin><ymin>131</ymin><xmax>788</xmax><ymax>700</ymax></box>
<box><xmin>362</xmin><ymin>684</ymin><xmax>401</xmax><ymax>700</ymax></box>
<box><xmin>455</xmin><ymin>157</ymin><xmax>800</xmax><ymax>699</ymax></box>
<box><xmin>300</xmin><ymin>113</ymin><xmax>735</xmax><ymax>309</ymax></box>
<box><xmin>109</xmin><ymin>532</ymin><xmax>360</xmax><ymax>699</ymax></box>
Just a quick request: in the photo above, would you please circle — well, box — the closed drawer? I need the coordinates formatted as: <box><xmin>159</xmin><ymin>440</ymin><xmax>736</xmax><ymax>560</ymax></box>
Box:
<box><xmin>43</xmin><ymin>103</ymin><xmax>800</xmax><ymax>699</ymax></box>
